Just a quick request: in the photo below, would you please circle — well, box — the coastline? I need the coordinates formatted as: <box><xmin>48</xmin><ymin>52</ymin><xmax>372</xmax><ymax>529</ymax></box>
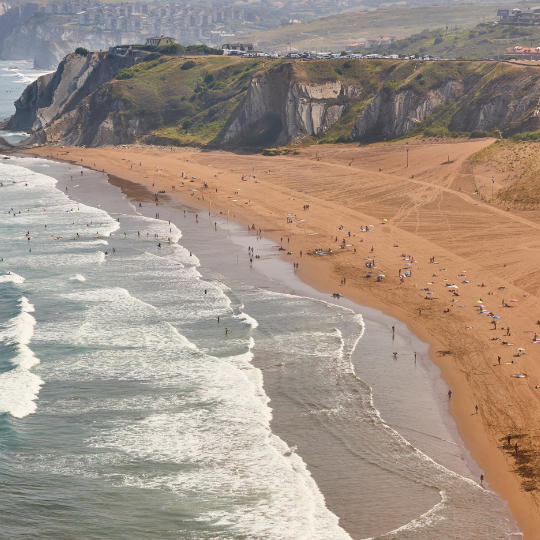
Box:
<box><xmin>23</xmin><ymin>142</ymin><xmax>540</xmax><ymax>538</ymax></box>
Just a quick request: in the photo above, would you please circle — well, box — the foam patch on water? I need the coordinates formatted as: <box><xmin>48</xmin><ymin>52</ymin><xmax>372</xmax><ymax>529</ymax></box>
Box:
<box><xmin>0</xmin><ymin>368</ymin><xmax>43</xmax><ymax>418</ymax></box>
<box><xmin>69</xmin><ymin>274</ymin><xmax>86</xmax><ymax>282</ymax></box>
<box><xmin>0</xmin><ymin>296</ymin><xmax>42</xmax><ymax>418</ymax></box>
<box><xmin>0</xmin><ymin>272</ymin><xmax>25</xmax><ymax>284</ymax></box>
<box><xmin>235</xmin><ymin>311</ymin><xmax>259</xmax><ymax>329</ymax></box>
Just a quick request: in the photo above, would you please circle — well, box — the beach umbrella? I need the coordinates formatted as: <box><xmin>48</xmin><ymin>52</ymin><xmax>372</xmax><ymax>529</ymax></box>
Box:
<box><xmin>476</xmin><ymin>300</ymin><xmax>483</xmax><ymax>304</ymax></box>
<box><xmin>378</xmin><ymin>274</ymin><xmax>385</xmax><ymax>278</ymax></box>
<box><xmin>517</xmin><ymin>347</ymin><xmax>525</xmax><ymax>351</ymax></box>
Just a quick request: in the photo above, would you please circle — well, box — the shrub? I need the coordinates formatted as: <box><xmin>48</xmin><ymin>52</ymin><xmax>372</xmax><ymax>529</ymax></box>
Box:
<box><xmin>143</xmin><ymin>52</ymin><xmax>161</xmax><ymax>62</ymax></box>
<box><xmin>204</xmin><ymin>73</ymin><xmax>214</xmax><ymax>84</ymax></box>
<box><xmin>116</xmin><ymin>68</ymin><xmax>134</xmax><ymax>80</ymax></box>
<box><xmin>181</xmin><ymin>60</ymin><xmax>196</xmax><ymax>70</ymax></box>
<box><xmin>75</xmin><ymin>47</ymin><xmax>90</xmax><ymax>56</ymax></box>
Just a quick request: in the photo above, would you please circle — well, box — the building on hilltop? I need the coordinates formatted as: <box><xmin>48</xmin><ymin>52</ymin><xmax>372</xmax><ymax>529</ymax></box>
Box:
<box><xmin>145</xmin><ymin>35</ymin><xmax>175</xmax><ymax>48</ymax></box>
<box><xmin>505</xmin><ymin>45</ymin><xmax>540</xmax><ymax>60</ymax></box>
<box><xmin>497</xmin><ymin>7</ymin><xmax>540</xmax><ymax>24</ymax></box>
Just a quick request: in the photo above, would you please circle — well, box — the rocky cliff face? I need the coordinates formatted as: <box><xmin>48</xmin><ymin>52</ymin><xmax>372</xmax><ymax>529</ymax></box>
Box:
<box><xmin>4</xmin><ymin>51</ymin><xmax>136</xmax><ymax>137</ymax></box>
<box><xmin>221</xmin><ymin>63</ymin><xmax>361</xmax><ymax>146</ymax></box>
<box><xmin>352</xmin><ymin>80</ymin><xmax>463</xmax><ymax>140</ymax></box>
<box><xmin>5</xmin><ymin>56</ymin><xmax>540</xmax><ymax>148</ymax></box>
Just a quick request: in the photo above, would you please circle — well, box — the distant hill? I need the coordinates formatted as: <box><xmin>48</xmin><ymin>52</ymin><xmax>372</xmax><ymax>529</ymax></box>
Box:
<box><xmin>246</xmin><ymin>2</ymin><xmax>530</xmax><ymax>52</ymax></box>
<box><xmin>363</xmin><ymin>21</ymin><xmax>540</xmax><ymax>59</ymax></box>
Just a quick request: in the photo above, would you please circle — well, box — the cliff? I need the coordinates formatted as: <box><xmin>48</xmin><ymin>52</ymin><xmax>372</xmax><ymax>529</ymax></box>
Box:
<box><xmin>4</xmin><ymin>50</ymin><xmax>136</xmax><ymax>135</ymax></box>
<box><xmin>6</xmin><ymin>55</ymin><xmax>540</xmax><ymax>148</ymax></box>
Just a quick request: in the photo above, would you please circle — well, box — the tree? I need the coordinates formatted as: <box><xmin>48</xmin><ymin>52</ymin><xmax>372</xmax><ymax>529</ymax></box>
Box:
<box><xmin>75</xmin><ymin>47</ymin><xmax>90</xmax><ymax>56</ymax></box>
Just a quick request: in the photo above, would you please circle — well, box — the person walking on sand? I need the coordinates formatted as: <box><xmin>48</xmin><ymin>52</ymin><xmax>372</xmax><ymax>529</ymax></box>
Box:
<box><xmin>392</xmin><ymin>325</ymin><xmax>395</xmax><ymax>339</ymax></box>
<box><xmin>480</xmin><ymin>474</ymin><xmax>484</xmax><ymax>486</ymax></box>
<box><xmin>448</xmin><ymin>389</ymin><xmax>452</xmax><ymax>399</ymax></box>
<box><xmin>475</xmin><ymin>404</ymin><xmax>479</xmax><ymax>414</ymax></box>
<box><xmin>225</xmin><ymin>327</ymin><xmax>229</xmax><ymax>336</ymax></box>
<box><xmin>497</xmin><ymin>355</ymin><xmax>501</xmax><ymax>365</ymax></box>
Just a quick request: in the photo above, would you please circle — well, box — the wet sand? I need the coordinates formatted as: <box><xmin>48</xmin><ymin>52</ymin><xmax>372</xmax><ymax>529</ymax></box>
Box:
<box><xmin>27</xmin><ymin>140</ymin><xmax>540</xmax><ymax>538</ymax></box>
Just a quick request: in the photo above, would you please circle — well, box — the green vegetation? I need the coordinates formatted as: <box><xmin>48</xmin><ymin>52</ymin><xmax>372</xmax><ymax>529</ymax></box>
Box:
<box><xmin>247</xmin><ymin>3</ymin><xmax>531</xmax><ymax>53</ymax></box>
<box><xmin>103</xmin><ymin>55</ymin><xmax>537</xmax><ymax>149</ymax></box>
<box><xmin>74</xmin><ymin>47</ymin><xmax>90</xmax><ymax>56</ymax></box>
<box><xmin>131</xmin><ymin>43</ymin><xmax>223</xmax><ymax>56</ymax></box>
<box><xmin>111</xmin><ymin>55</ymin><xmax>278</xmax><ymax>146</ymax></box>
<box><xmin>370</xmin><ymin>21</ymin><xmax>540</xmax><ymax>59</ymax></box>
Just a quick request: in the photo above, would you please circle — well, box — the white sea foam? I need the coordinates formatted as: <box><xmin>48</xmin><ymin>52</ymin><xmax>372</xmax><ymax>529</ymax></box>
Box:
<box><xmin>235</xmin><ymin>311</ymin><xmax>259</xmax><ymax>329</ymax></box>
<box><xmin>69</xmin><ymin>274</ymin><xmax>86</xmax><ymax>282</ymax></box>
<box><xmin>0</xmin><ymin>368</ymin><xmax>43</xmax><ymax>418</ymax></box>
<box><xmin>0</xmin><ymin>272</ymin><xmax>25</xmax><ymax>283</ymax></box>
<box><xmin>0</xmin><ymin>296</ymin><xmax>42</xmax><ymax>418</ymax></box>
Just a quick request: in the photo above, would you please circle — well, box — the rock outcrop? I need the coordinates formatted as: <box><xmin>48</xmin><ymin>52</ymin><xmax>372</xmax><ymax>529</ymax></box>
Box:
<box><xmin>4</xmin><ymin>51</ymin><xmax>136</xmax><ymax>137</ymax></box>
<box><xmin>352</xmin><ymin>80</ymin><xmax>463</xmax><ymax>140</ymax></box>
<box><xmin>5</xmin><ymin>55</ymin><xmax>540</xmax><ymax>148</ymax></box>
<box><xmin>221</xmin><ymin>63</ymin><xmax>361</xmax><ymax>146</ymax></box>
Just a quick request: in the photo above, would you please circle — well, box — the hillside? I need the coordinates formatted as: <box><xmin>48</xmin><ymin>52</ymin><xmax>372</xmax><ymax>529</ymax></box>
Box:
<box><xmin>246</xmin><ymin>2</ymin><xmax>527</xmax><ymax>52</ymax></box>
<box><xmin>5</xmin><ymin>53</ymin><xmax>540</xmax><ymax>148</ymax></box>
<box><xmin>471</xmin><ymin>139</ymin><xmax>540</xmax><ymax>207</ymax></box>
<box><xmin>374</xmin><ymin>21</ymin><xmax>540</xmax><ymax>59</ymax></box>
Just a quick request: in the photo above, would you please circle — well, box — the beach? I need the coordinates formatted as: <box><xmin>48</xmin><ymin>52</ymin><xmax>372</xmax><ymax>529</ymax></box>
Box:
<box><xmin>27</xmin><ymin>139</ymin><xmax>540</xmax><ymax>538</ymax></box>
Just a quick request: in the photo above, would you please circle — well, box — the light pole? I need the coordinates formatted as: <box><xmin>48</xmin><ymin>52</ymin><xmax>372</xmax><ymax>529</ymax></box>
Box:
<box><xmin>406</xmin><ymin>144</ymin><xmax>409</xmax><ymax>168</ymax></box>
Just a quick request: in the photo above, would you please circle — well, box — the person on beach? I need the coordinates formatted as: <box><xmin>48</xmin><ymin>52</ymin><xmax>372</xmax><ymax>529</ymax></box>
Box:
<box><xmin>448</xmin><ymin>389</ymin><xmax>452</xmax><ymax>399</ymax></box>
<box><xmin>475</xmin><ymin>404</ymin><xmax>479</xmax><ymax>414</ymax></box>
<box><xmin>392</xmin><ymin>325</ymin><xmax>395</xmax><ymax>339</ymax></box>
<box><xmin>225</xmin><ymin>327</ymin><xmax>229</xmax><ymax>336</ymax></box>
<box><xmin>480</xmin><ymin>474</ymin><xmax>484</xmax><ymax>486</ymax></box>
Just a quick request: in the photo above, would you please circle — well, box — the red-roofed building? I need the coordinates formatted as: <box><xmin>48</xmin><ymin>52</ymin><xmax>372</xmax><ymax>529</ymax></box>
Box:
<box><xmin>505</xmin><ymin>46</ymin><xmax>540</xmax><ymax>60</ymax></box>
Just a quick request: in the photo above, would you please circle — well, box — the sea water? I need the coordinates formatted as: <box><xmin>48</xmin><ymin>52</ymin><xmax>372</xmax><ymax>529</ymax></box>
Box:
<box><xmin>0</xmin><ymin>69</ymin><xmax>520</xmax><ymax>539</ymax></box>
<box><xmin>0</xmin><ymin>156</ymin><xmax>520</xmax><ymax>539</ymax></box>
<box><xmin>0</xmin><ymin>60</ymin><xmax>51</xmax><ymax>144</ymax></box>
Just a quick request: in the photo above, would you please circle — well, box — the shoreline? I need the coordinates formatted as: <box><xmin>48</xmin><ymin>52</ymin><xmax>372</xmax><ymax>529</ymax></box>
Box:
<box><xmin>14</xmin><ymin>154</ymin><xmax>480</xmax><ymax>537</ymax></box>
<box><xmin>23</xmin><ymin>142</ymin><xmax>540</xmax><ymax>538</ymax></box>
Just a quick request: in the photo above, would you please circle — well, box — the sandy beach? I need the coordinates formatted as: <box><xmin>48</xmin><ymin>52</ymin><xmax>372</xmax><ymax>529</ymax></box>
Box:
<box><xmin>27</xmin><ymin>139</ymin><xmax>540</xmax><ymax>538</ymax></box>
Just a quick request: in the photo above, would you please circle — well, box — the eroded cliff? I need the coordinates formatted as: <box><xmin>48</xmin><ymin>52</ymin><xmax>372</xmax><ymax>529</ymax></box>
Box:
<box><xmin>6</xmin><ymin>55</ymin><xmax>540</xmax><ymax>148</ymax></box>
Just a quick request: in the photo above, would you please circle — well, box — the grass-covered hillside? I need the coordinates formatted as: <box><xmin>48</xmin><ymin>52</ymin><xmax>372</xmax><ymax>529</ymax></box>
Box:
<box><xmin>111</xmin><ymin>55</ymin><xmax>279</xmax><ymax>146</ymax></box>
<box><xmin>373</xmin><ymin>21</ymin><xmax>540</xmax><ymax>59</ymax></box>
<box><xmin>106</xmin><ymin>56</ymin><xmax>539</xmax><ymax>147</ymax></box>
<box><xmin>246</xmin><ymin>3</ymin><xmax>527</xmax><ymax>52</ymax></box>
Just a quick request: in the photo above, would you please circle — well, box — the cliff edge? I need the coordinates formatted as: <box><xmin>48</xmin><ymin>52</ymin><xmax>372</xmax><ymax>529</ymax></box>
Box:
<box><xmin>5</xmin><ymin>54</ymin><xmax>540</xmax><ymax>148</ymax></box>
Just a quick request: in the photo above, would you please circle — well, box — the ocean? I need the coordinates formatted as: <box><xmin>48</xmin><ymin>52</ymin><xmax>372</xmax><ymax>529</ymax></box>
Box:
<box><xmin>0</xmin><ymin>64</ymin><xmax>520</xmax><ymax>539</ymax></box>
<box><xmin>0</xmin><ymin>60</ymin><xmax>52</xmax><ymax>144</ymax></box>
